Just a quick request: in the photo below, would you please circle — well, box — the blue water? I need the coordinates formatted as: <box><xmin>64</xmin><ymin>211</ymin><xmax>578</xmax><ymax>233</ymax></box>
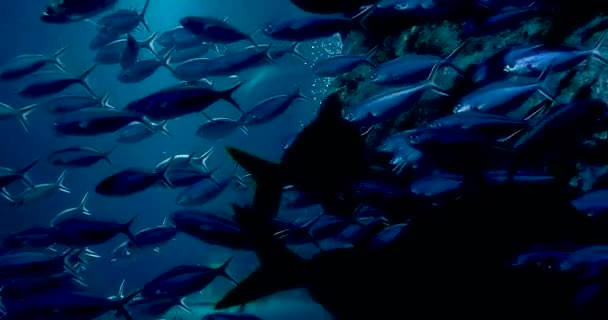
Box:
<box><xmin>0</xmin><ymin>0</ymin><xmax>341</xmax><ymax>318</ymax></box>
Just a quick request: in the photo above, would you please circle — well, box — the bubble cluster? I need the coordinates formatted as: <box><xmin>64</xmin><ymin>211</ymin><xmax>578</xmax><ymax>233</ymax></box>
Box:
<box><xmin>310</xmin><ymin>34</ymin><xmax>343</xmax><ymax>101</ymax></box>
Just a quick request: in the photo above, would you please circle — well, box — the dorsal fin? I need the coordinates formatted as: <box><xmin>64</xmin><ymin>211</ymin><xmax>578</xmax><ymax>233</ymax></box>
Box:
<box><xmin>317</xmin><ymin>91</ymin><xmax>344</xmax><ymax>122</ymax></box>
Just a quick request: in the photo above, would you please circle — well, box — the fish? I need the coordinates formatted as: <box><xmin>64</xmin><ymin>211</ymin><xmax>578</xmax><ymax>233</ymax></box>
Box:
<box><xmin>40</xmin><ymin>0</ymin><xmax>119</xmax><ymax>23</ymax></box>
<box><xmin>165</xmin><ymin>43</ymin><xmax>214</xmax><ymax>64</ymax></box>
<box><xmin>225</xmin><ymin>92</ymin><xmax>370</xmax><ymax>216</ymax></box>
<box><xmin>571</xmin><ymin>190</ymin><xmax>608</xmax><ymax>216</ymax></box>
<box><xmin>262</xmin><ymin>9</ymin><xmax>371</xmax><ymax>42</ymax></box>
<box><xmin>53</xmin><ymin>108</ymin><xmax>149</xmax><ymax>136</ymax></box>
<box><xmin>1</xmin><ymin>171</ymin><xmax>70</xmax><ymax>207</ymax></box>
<box><xmin>50</xmin><ymin>192</ymin><xmax>92</xmax><ymax>227</ymax></box>
<box><xmin>313</xmin><ymin>47</ymin><xmax>377</xmax><ymax>77</ymax></box>
<box><xmin>463</xmin><ymin>4</ymin><xmax>544</xmax><ymax>38</ymax></box>
<box><xmin>2</xmin><ymin>227</ymin><xmax>57</xmax><ymax>250</ymax></box>
<box><xmin>125</xmin><ymin>81</ymin><xmax>245</xmax><ymax>121</ymax></box>
<box><xmin>0</xmin><ymin>158</ymin><xmax>39</xmax><ymax>189</ymax></box>
<box><xmin>43</xmin><ymin>92</ymin><xmax>113</xmax><ymax>114</ymax></box>
<box><xmin>504</xmin><ymin>33</ymin><xmax>608</xmax><ymax>76</ymax></box>
<box><xmin>178</xmin><ymin>45</ymin><xmax>273</xmax><ymax>77</ymax></box>
<box><xmin>110</xmin><ymin>222</ymin><xmax>178</xmax><ymax>263</ymax></box>
<box><xmin>117</xmin><ymin>48</ymin><xmax>174</xmax><ymax>83</ymax></box>
<box><xmin>94</xmin><ymin>33</ymin><xmax>156</xmax><ymax>65</ymax></box>
<box><xmin>0</xmin><ymin>45</ymin><xmax>68</xmax><ymax>80</ymax></box>
<box><xmin>243</xmin><ymin>88</ymin><xmax>310</xmax><ymax>126</ymax></box>
<box><xmin>48</xmin><ymin>146</ymin><xmax>115</xmax><ymax>167</ymax></box>
<box><xmin>371</xmin><ymin>42</ymin><xmax>465</xmax><ymax>86</ymax></box>
<box><xmin>120</xmin><ymin>34</ymin><xmax>139</xmax><ymax>69</ymax></box>
<box><xmin>453</xmin><ymin>63</ymin><xmax>555</xmax><ymax>114</ymax></box>
<box><xmin>0</xmin><ymin>102</ymin><xmax>38</xmax><ymax>132</ymax></box>
<box><xmin>287</xmin><ymin>0</ymin><xmax>381</xmax><ymax>14</ymax></box>
<box><xmin>117</xmin><ymin>121</ymin><xmax>170</xmax><ymax>144</ymax></box>
<box><xmin>345</xmin><ymin>65</ymin><xmax>448</xmax><ymax>127</ymax></box>
<box><xmin>166</xmin><ymin>149</ymin><xmax>218</xmax><ymax>187</ymax></box>
<box><xmin>180</xmin><ymin>16</ymin><xmax>256</xmax><ymax>46</ymax></box>
<box><xmin>52</xmin><ymin>216</ymin><xmax>137</xmax><ymax>247</ymax></box>
<box><xmin>97</xmin><ymin>0</ymin><xmax>150</xmax><ymax>34</ymax></box>
<box><xmin>140</xmin><ymin>257</ymin><xmax>236</xmax><ymax>302</ymax></box>
<box><xmin>156</xmin><ymin>147</ymin><xmax>215</xmax><ymax>173</ymax></box>
<box><xmin>18</xmin><ymin>65</ymin><xmax>97</xmax><ymax>99</ymax></box>
<box><xmin>157</xmin><ymin>26</ymin><xmax>205</xmax><ymax>49</ymax></box>
<box><xmin>176</xmin><ymin>171</ymin><xmax>247</xmax><ymax>206</ymax></box>
<box><xmin>0</xmin><ymin>249</ymin><xmax>82</xmax><ymax>279</ymax></box>
<box><xmin>89</xmin><ymin>30</ymin><xmax>123</xmax><ymax>50</ymax></box>
<box><xmin>95</xmin><ymin>163</ymin><xmax>173</xmax><ymax>197</ymax></box>
<box><xmin>170</xmin><ymin>210</ymin><xmax>250</xmax><ymax>249</ymax></box>
<box><xmin>196</xmin><ymin>116</ymin><xmax>248</xmax><ymax>140</ymax></box>
<box><xmin>0</xmin><ymin>271</ymin><xmax>87</xmax><ymax>299</ymax></box>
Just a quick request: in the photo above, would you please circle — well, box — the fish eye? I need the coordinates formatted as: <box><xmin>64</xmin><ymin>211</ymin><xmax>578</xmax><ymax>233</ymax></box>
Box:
<box><xmin>264</xmin><ymin>25</ymin><xmax>274</xmax><ymax>32</ymax></box>
<box><xmin>408</xmin><ymin>133</ymin><xmax>420</xmax><ymax>145</ymax></box>
<box><xmin>343</xmin><ymin>112</ymin><xmax>356</xmax><ymax>121</ymax></box>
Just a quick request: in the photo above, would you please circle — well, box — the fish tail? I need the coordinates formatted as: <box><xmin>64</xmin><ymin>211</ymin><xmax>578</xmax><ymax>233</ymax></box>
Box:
<box><xmin>425</xmin><ymin>64</ymin><xmax>449</xmax><ymax>97</ymax></box>
<box><xmin>141</xmin><ymin>32</ymin><xmax>158</xmax><ymax>53</ymax></box>
<box><xmin>215</xmin><ymin>256</ymin><xmax>239</xmax><ymax>285</ymax></box>
<box><xmin>56</xmin><ymin>170</ymin><xmax>70</xmax><ymax>193</ymax></box>
<box><xmin>100</xmin><ymin>92</ymin><xmax>115</xmax><ymax>109</ymax></box>
<box><xmin>116</xmin><ymin>288</ymin><xmax>142</xmax><ymax>320</ymax></box>
<box><xmin>158</xmin><ymin>155</ymin><xmax>175</xmax><ymax>188</ymax></box>
<box><xmin>159</xmin><ymin>121</ymin><xmax>171</xmax><ymax>136</ymax></box>
<box><xmin>225</xmin><ymin>147</ymin><xmax>283</xmax><ymax>215</ymax></box>
<box><xmin>287</xmin><ymin>42</ymin><xmax>307</xmax><ymax>63</ymax></box>
<box><xmin>198</xmin><ymin>146</ymin><xmax>215</xmax><ymax>172</ymax></box>
<box><xmin>52</xmin><ymin>44</ymin><xmax>70</xmax><ymax>72</ymax></box>
<box><xmin>222</xmin><ymin>81</ymin><xmax>246</xmax><ymax>113</ymax></box>
<box><xmin>18</xmin><ymin>157</ymin><xmax>39</xmax><ymax>187</ymax></box>
<box><xmin>123</xmin><ymin>215</ymin><xmax>139</xmax><ymax>246</ymax></box>
<box><xmin>160</xmin><ymin>47</ymin><xmax>177</xmax><ymax>72</ymax></box>
<box><xmin>78</xmin><ymin>64</ymin><xmax>98</xmax><ymax>98</ymax></box>
<box><xmin>439</xmin><ymin>41</ymin><xmax>467</xmax><ymax>77</ymax></box>
<box><xmin>591</xmin><ymin>32</ymin><xmax>608</xmax><ymax>66</ymax></box>
<box><xmin>16</xmin><ymin>103</ymin><xmax>37</xmax><ymax>133</ymax></box>
<box><xmin>139</xmin><ymin>0</ymin><xmax>151</xmax><ymax>32</ymax></box>
<box><xmin>79</xmin><ymin>192</ymin><xmax>91</xmax><ymax>214</ymax></box>
<box><xmin>215</xmin><ymin>205</ymin><xmax>307</xmax><ymax>310</ymax></box>
<box><xmin>0</xmin><ymin>188</ymin><xmax>15</xmax><ymax>205</ymax></box>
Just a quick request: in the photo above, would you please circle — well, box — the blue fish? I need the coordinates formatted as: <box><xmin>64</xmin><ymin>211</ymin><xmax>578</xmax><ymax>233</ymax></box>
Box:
<box><xmin>95</xmin><ymin>157</ymin><xmax>173</xmax><ymax>196</ymax></box>
<box><xmin>48</xmin><ymin>146</ymin><xmax>115</xmax><ymax>167</ymax></box>
<box><xmin>53</xmin><ymin>108</ymin><xmax>148</xmax><ymax>136</ymax></box>
<box><xmin>19</xmin><ymin>65</ymin><xmax>97</xmax><ymax>99</ymax></box>
<box><xmin>0</xmin><ymin>46</ymin><xmax>68</xmax><ymax>80</ymax></box>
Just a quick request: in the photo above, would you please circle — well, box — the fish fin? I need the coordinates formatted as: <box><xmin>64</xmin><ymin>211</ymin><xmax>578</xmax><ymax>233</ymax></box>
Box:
<box><xmin>141</xmin><ymin>31</ymin><xmax>159</xmax><ymax>54</ymax></box>
<box><xmin>591</xmin><ymin>32</ymin><xmax>608</xmax><ymax>66</ymax></box>
<box><xmin>79</xmin><ymin>192</ymin><xmax>90</xmax><ymax>214</ymax></box>
<box><xmin>18</xmin><ymin>157</ymin><xmax>39</xmax><ymax>187</ymax></box>
<box><xmin>536</xmin><ymin>60</ymin><xmax>556</xmax><ymax>103</ymax></box>
<box><xmin>439</xmin><ymin>41</ymin><xmax>467</xmax><ymax>77</ymax></box>
<box><xmin>52</xmin><ymin>44</ymin><xmax>70</xmax><ymax>72</ymax></box>
<box><xmin>200</xmin><ymin>111</ymin><xmax>213</xmax><ymax>121</ymax></box>
<box><xmin>0</xmin><ymin>188</ymin><xmax>14</xmax><ymax>205</ymax></box>
<box><xmin>425</xmin><ymin>63</ymin><xmax>450</xmax><ymax>97</ymax></box>
<box><xmin>178</xmin><ymin>297</ymin><xmax>192</xmax><ymax>313</ymax></box>
<box><xmin>78</xmin><ymin>64</ymin><xmax>98</xmax><ymax>97</ymax></box>
<box><xmin>215</xmin><ymin>256</ymin><xmax>239</xmax><ymax>285</ymax></box>
<box><xmin>159</xmin><ymin>156</ymin><xmax>175</xmax><ymax>188</ymax></box>
<box><xmin>222</xmin><ymin>81</ymin><xmax>246</xmax><ymax>113</ymax></box>
<box><xmin>117</xmin><ymin>279</ymin><xmax>126</xmax><ymax>299</ymax></box>
<box><xmin>216</xmin><ymin>207</ymin><xmax>306</xmax><ymax>310</ymax></box>
<box><xmin>293</xmin><ymin>87</ymin><xmax>312</xmax><ymax>103</ymax></box>
<box><xmin>351</xmin><ymin>5</ymin><xmax>374</xmax><ymax>33</ymax></box>
<box><xmin>56</xmin><ymin>170</ymin><xmax>70</xmax><ymax>193</ymax></box>
<box><xmin>153</xmin><ymin>247</ymin><xmax>160</xmax><ymax>253</ymax></box>
<box><xmin>159</xmin><ymin>121</ymin><xmax>171</xmax><ymax>136</ymax></box>
<box><xmin>17</xmin><ymin>103</ymin><xmax>37</xmax><ymax>133</ymax></box>
<box><xmin>100</xmin><ymin>92</ymin><xmax>115</xmax><ymax>109</ymax></box>
<box><xmin>103</xmin><ymin>145</ymin><xmax>118</xmax><ymax>165</ymax></box>
<box><xmin>317</xmin><ymin>91</ymin><xmax>345</xmax><ymax>122</ymax></box>
<box><xmin>123</xmin><ymin>215</ymin><xmax>139</xmax><ymax>246</ymax></box>
<box><xmin>199</xmin><ymin>146</ymin><xmax>215</xmax><ymax>172</ymax></box>
<box><xmin>139</xmin><ymin>0</ymin><xmax>151</xmax><ymax>32</ymax></box>
<box><xmin>287</xmin><ymin>42</ymin><xmax>307</xmax><ymax>63</ymax></box>
<box><xmin>116</xmin><ymin>287</ymin><xmax>142</xmax><ymax>320</ymax></box>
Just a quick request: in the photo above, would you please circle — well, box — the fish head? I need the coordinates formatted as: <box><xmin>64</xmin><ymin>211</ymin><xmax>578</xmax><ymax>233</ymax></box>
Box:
<box><xmin>453</xmin><ymin>102</ymin><xmax>472</xmax><ymax>114</ymax></box>
<box><xmin>41</xmin><ymin>0</ymin><xmax>69</xmax><ymax>23</ymax></box>
<box><xmin>109</xmin><ymin>241</ymin><xmax>132</xmax><ymax>263</ymax></box>
<box><xmin>263</xmin><ymin>23</ymin><xmax>276</xmax><ymax>35</ymax></box>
